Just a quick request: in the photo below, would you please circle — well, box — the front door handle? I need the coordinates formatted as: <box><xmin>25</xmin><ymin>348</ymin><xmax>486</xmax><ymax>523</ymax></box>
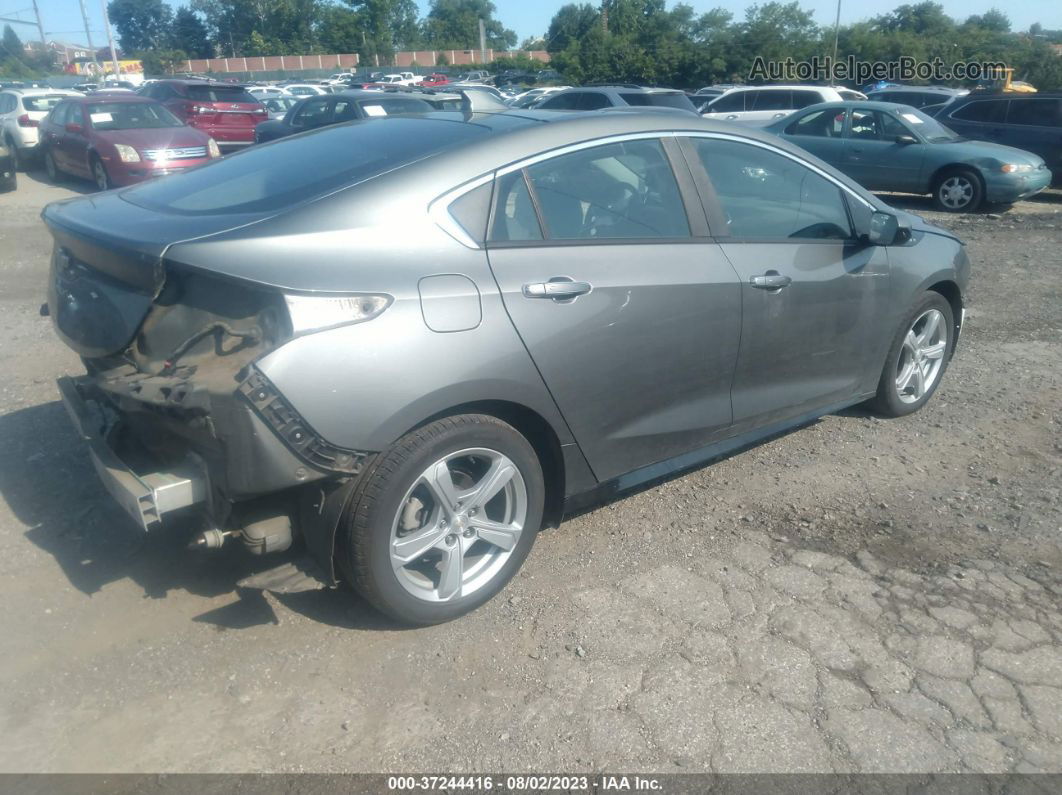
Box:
<box><xmin>750</xmin><ymin>272</ymin><xmax>792</xmax><ymax>290</ymax></box>
<box><xmin>522</xmin><ymin>279</ymin><xmax>592</xmax><ymax>300</ymax></box>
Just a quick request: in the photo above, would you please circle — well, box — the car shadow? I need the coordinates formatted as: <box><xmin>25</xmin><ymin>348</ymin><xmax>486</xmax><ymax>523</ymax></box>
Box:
<box><xmin>21</xmin><ymin>164</ymin><xmax>96</xmax><ymax>195</ymax></box>
<box><xmin>0</xmin><ymin>401</ymin><xmax>398</xmax><ymax>631</ymax></box>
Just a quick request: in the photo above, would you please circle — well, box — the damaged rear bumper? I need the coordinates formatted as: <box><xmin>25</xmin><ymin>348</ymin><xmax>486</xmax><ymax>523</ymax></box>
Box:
<box><xmin>59</xmin><ymin>375</ymin><xmax>208</xmax><ymax>531</ymax></box>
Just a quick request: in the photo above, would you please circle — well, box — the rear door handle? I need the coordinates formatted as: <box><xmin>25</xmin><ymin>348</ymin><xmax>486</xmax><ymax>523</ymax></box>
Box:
<box><xmin>522</xmin><ymin>279</ymin><xmax>592</xmax><ymax>300</ymax></box>
<box><xmin>750</xmin><ymin>272</ymin><xmax>792</xmax><ymax>290</ymax></box>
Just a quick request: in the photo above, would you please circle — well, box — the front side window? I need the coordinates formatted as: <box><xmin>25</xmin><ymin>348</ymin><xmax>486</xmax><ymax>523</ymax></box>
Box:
<box><xmin>292</xmin><ymin>98</ymin><xmax>331</xmax><ymax>127</ymax></box>
<box><xmin>691</xmin><ymin>138</ymin><xmax>852</xmax><ymax>241</ymax></box>
<box><xmin>849</xmin><ymin>109</ymin><xmax>882</xmax><ymax>139</ymax></box>
<box><xmin>579</xmin><ymin>92</ymin><xmax>611</xmax><ymax>110</ymax></box>
<box><xmin>752</xmin><ymin>90</ymin><xmax>792</xmax><ymax>111</ymax></box>
<box><xmin>791</xmin><ymin>90</ymin><xmax>823</xmax><ymax>108</ymax></box>
<box><xmin>519</xmin><ymin>139</ymin><xmax>689</xmax><ymax>240</ymax></box>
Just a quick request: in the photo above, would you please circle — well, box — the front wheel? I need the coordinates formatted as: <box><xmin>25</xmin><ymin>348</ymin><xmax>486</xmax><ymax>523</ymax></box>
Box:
<box><xmin>868</xmin><ymin>291</ymin><xmax>955</xmax><ymax>417</ymax></box>
<box><xmin>933</xmin><ymin>168</ymin><xmax>983</xmax><ymax>212</ymax></box>
<box><xmin>91</xmin><ymin>155</ymin><xmax>111</xmax><ymax>191</ymax></box>
<box><xmin>340</xmin><ymin>414</ymin><xmax>544</xmax><ymax>625</ymax></box>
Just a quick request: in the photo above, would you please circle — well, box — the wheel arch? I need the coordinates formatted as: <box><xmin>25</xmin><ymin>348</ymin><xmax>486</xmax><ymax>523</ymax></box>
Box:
<box><xmin>925</xmin><ymin>279</ymin><xmax>964</xmax><ymax>356</ymax></box>
<box><xmin>928</xmin><ymin>162</ymin><xmax>985</xmax><ymax>192</ymax></box>
<box><xmin>409</xmin><ymin>399</ymin><xmax>569</xmax><ymax>531</ymax></box>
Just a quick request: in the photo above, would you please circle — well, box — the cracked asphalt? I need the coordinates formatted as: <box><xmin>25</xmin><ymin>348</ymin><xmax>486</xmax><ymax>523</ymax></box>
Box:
<box><xmin>1</xmin><ymin>170</ymin><xmax>1061</xmax><ymax>774</ymax></box>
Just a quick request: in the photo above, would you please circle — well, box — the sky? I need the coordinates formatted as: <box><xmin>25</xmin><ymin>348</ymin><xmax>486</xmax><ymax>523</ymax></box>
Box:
<box><xmin>5</xmin><ymin>0</ymin><xmax>1060</xmax><ymax>52</ymax></box>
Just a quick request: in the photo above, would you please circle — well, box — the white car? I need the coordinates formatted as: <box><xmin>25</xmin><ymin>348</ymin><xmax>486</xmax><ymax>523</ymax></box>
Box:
<box><xmin>703</xmin><ymin>85</ymin><xmax>867</xmax><ymax>122</ymax></box>
<box><xmin>0</xmin><ymin>87</ymin><xmax>81</xmax><ymax>169</ymax></box>
<box><xmin>248</xmin><ymin>86</ymin><xmax>291</xmax><ymax>98</ymax></box>
<box><xmin>374</xmin><ymin>73</ymin><xmax>420</xmax><ymax>86</ymax></box>
<box><xmin>282</xmin><ymin>83</ymin><xmax>332</xmax><ymax>96</ymax></box>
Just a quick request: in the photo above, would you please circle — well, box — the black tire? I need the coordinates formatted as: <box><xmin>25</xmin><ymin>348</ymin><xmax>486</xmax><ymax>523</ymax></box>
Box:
<box><xmin>1</xmin><ymin>172</ymin><xmax>15</xmax><ymax>192</ymax></box>
<box><xmin>5</xmin><ymin>137</ymin><xmax>21</xmax><ymax>172</ymax></box>
<box><xmin>868</xmin><ymin>291</ymin><xmax>955</xmax><ymax>417</ymax></box>
<box><xmin>90</xmin><ymin>154</ymin><xmax>110</xmax><ymax>191</ymax></box>
<box><xmin>340</xmin><ymin>414</ymin><xmax>544</xmax><ymax>625</ymax></box>
<box><xmin>932</xmin><ymin>168</ymin><xmax>983</xmax><ymax>213</ymax></box>
<box><xmin>43</xmin><ymin>149</ymin><xmax>61</xmax><ymax>183</ymax></box>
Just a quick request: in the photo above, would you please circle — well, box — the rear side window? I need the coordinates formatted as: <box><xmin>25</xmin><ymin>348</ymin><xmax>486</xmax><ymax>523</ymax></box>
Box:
<box><xmin>539</xmin><ymin>92</ymin><xmax>582</xmax><ymax>110</ymax></box>
<box><xmin>691</xmin><ymin>138</ymin><xmax>852</xmax><ymax>241</ymax></box>
<box><xmin>491</xmin><ymin>171</ymin><xmax>542</xmax><ymax>242</ymax></box>
<box><xmin>122</xmin><ymin>118</ymin><xmax>487</xmax><ymax>215</ymax></box>
<box><xmin>752</xmin><ymin>90</ymin><xmax>791</xmax><ymax>111</ymax></box>
<box><xmin>185</xmin><ymin>85</ymin><xmax>259</xmax><ymax>104</ymax></box>
<box><xmin>1006</xmin><ymin>98</ymin><xmax>1061</xmax><ymax>127</ymax></box>
<box><xmin>579</xmin><ymin>92</ymin><xmax>611</xmax><ymax>110</ymax></box>
<box><xmin>621</xmin><ymin>92</ymin><xmax>695</xmax><ymax>111</ymax></box>
<box><xmin>951</xmin><ymin>100</ymin><xmax>1007</xmax><ymax>123</ymax></box>
<box><xmin>22</xmin><ymin>94</ymin><xmax>68</xmax><ymax>112</ymax></box>
<box><xmin>522</xmin><ymin>139</ymin><xmax>689</xmax><ymax>240</ymax></box>
<box><xmin>785</xmin><ymin>108</ymin><xmax>844</xmax><ymax>137</ymax></box>
<box><xmin>790</xmin><ymin>90</ymin><xmax>822</xmax><ymax>108</ymax></box>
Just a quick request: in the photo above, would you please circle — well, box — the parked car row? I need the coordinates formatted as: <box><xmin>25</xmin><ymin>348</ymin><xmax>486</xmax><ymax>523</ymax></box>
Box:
<box><xmin>2</xmin><ymin>76</ymin><xmax>1056</xmax><ymax>213</ymax></box>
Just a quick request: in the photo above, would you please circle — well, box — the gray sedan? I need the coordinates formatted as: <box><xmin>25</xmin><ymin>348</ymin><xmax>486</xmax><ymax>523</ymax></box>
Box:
<box><xmin>45</xmin><ymin>109</ymin><xmax>969</xmax><ymax>624</ymax></box>
<box><xmin>764</xmin><ymin>101</ymin><xmax>1050</xmax><ymax>211</ymax></box>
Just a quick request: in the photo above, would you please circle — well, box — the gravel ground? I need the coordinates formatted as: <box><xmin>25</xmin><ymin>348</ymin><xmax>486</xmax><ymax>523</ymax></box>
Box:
<box><xmin>1</xmin><ymin>169</ymin><xmax>1061</xmax><ymax>774</ymax></box>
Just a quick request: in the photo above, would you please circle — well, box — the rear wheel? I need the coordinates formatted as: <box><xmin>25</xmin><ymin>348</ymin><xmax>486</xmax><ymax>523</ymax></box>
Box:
<box><xmin>868</xmin><ymin>291</ymin><xmax>955</xmax><ymax>417</ymax></box>
<box><xmin>933</xmin><ymin>168</ymin><xmax>983</xmax><ymax>212</ymax></box>
<box><xmin>340</xmin><ymin>414</ymin><xmax>544</xmax><ymax>625</ymax></box>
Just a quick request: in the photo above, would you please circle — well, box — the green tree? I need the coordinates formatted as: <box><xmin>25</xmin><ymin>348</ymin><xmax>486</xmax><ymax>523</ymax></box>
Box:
<box><xmin>108</xmin><ymin>0</ymin><xmax>174</xmax><ymax>52</ymax></box>
<box><xmin>171</xmin><ymin>7</ymin><xmax>212</xmax><ymax>57</ymax></box>
<box><xmin>421</xmin><ymin>0</ymin><xmax>516</xmax><ymax>50</ymax></box>
<box><xmin>545</xmin><ymin>4</ymin><xmax>598</xmax><ymax>54</ymax></box>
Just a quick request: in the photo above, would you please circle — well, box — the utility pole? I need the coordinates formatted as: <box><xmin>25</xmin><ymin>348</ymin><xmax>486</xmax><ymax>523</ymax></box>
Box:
<box><xmin>478</xmin><ymin>18</ymin><xmax>486</xmax><ymax>64</ymax></box>
<box><xmin>99</xmin><ymin>0</ymin><xmax>120</xmax><ymax>80</ymax></box>
<box><xmin>831</xmin><ymin>0</ymin><xmax>841</xmax><ymax>67</ymax></box>
<box><xmin>77</xmin><ymin>0</ymin><xmax>99</xmax><ymax>68</ymax></box>
<box><xmin>601</xmin><ymin>0</ymin><xmax>608</xmax><ymax>34</ymax></box>
<box><xmin>31</xmin><ymin>0</ymin><xmax>45</xmax><ymax>44</ymax></box>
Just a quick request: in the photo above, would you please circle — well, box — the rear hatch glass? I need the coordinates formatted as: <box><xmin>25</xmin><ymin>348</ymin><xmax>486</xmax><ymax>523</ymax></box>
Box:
<box><xmin>23</xmin><ymin>94</ymin><xmax>69</xmax><ymax>114</ymax></box>
<box><xmin>122</xmin><ymin>116</ymin><xmax>487</xmax><ymax>215</ymax></box>
<box><xmin>187</xmin><ymin>84</ymin><xmax>263</xmax><ymax>124</ymax></box>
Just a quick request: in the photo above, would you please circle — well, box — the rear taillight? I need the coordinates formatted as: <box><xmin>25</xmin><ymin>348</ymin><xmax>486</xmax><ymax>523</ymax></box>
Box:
<box><xmin>17</xmin><ymin>114</ymin><xmax>38</xmax><ymax>127</ymax></box>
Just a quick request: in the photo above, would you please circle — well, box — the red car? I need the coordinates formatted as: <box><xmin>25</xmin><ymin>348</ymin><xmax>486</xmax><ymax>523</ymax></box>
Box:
<box><xmin>418</xmin><ymin>73</ymin><xmax>450</xmax><ymax>87</ymax></box>
<box><xmin>138</xmin><ymin>79</ymin><xmax>267</xmax><ymax>150</ymax></box>
<box><xmin>39</xmin><ymin>95</ymin><xmax>220</xmax><ymax>190</ymax></box>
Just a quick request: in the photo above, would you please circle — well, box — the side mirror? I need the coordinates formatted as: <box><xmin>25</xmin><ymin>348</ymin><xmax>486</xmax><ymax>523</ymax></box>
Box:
<box><xmin>867</xmin><ymin>211</ymin><xmax>900</xmax><ymax>245</ymax></box>
<box><xmin>895</xmin><ymin>134</ymin><xmax>918</xmax><ymax>145</ymax></box>
<box><xmin>65</xmin><ymin>122</ymin><xmax>83</xmax><ymax>133</ymax></box>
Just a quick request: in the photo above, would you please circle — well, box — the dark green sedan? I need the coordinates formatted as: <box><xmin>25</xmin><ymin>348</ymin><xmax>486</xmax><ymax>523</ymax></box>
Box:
<box><xmin>764</xmin><ymin>101</ymin><xmax>1051</xmax><ymax>211</ymax></box>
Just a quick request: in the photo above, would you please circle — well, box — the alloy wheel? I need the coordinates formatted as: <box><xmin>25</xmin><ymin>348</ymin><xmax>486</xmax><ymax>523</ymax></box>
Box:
<box><xmin>389</xmin><ymin>447</ymin><xmax>527</xmax><ymax>603</ymax></box>
<box><xmin>895</xmin><ymin>308</ymin><xmax>947</xmax><ymax>404</ymax></box>
<box><xmin>938</xmin><ymin>176</ymin><xmax>973</xmax><ymax>210</ymax></box>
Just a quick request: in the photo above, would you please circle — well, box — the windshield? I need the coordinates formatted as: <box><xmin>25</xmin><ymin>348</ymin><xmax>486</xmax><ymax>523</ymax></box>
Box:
<box><xmin>86</xmin><ymin>102</ymin><xmax>184</xmax><ymax>130</ymax></box>
<box><xmin>23</xmin><ymin>94</ymin><xmax>69</xmax><ymax>112</ymax></box>
<box><xmin>894</xmin><ymin>107</ymin><xmax>959</xmax><ymax>142</ymax></box>
<box><xmin>186</xmin><ymin>85</ymin><xmax>259</xmax><ymax>104</ymax></box>
<box><xmin>122</xmin><ymin>117</ymin><xmax>486</xmax><ymax>215</ymax></box>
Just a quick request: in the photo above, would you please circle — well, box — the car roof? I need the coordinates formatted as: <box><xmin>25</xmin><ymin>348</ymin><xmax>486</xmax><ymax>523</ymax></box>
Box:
<box><xmin>869</xmin><ymin>86</ymin><xmax>962</xmax><ymax>93</ymax></box>
<box><xmin>64</xmin><ymin>93</ymin><xmax>162</xmax><ymax>104</ymax></box>
<box><xmin>5</xmin><ymin>88</ymin><xmax>79</xmax><ymax>96</ymax></box>
<box><xmin>951</xmin><ymin>91</ymin><xmax>1062</xmax><ymax>99</ymax></box>
<box><xmin>722</xmin><ymin>85</ymin><xmax>837</xmax><ymax>92</ymax></box>
<box><xmin>787</xmin><ymin>100</ymin><xmax>921</xmax><ymax>112</ymax></box>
